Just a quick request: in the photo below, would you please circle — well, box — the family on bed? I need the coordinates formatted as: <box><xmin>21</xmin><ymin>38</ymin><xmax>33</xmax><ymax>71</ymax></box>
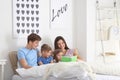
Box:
<box><xmin>17</xmin><ymin>33</ymin><xmax>83</xmax><ymax>69</ymax></box>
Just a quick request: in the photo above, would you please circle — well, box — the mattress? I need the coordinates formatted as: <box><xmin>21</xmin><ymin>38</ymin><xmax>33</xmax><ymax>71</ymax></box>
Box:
<box><xmin>96</xmin><ymin>74</ymin><xmax>120</xmax><ymax>80</ymax></box>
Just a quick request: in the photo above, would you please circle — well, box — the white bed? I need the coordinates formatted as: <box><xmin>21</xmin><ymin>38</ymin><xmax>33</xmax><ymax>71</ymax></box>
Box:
<box><xmin>12</xmin><ymin>75</ymin><xmax>89</xmax><ymax>80</ymax></box>
<box><xmin>12</xmin><ymin>74</ymin><xmax>120</xmax><ymax>80</ymax></box>
<box><xmin>13</xmin><ymin>62</ymin><xmax>94</xmax><ymax>80</ymax></box>
<box><xmin>9</xmin><ymin>51</ymin><xmax>93</xmax><ymax>80</ymax></box>
<box><xmin>9</xmin><ymin>51</ymin><xmax>120</xmax><ymax>80</ymax></box>
<box><xmin>12</xmin><ymin>75</ymin><xmax>57</xmax><ymax>80</ymax></box>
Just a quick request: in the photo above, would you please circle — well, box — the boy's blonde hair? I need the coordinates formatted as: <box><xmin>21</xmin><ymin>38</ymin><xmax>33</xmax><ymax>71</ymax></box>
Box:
<box><xmin>41</xmin><ymin>44</ymin><xmax>52</xmax><ymax>52</ymax></box>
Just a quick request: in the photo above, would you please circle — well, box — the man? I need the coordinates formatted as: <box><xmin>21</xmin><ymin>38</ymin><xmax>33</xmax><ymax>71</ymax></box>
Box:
<box><xmin>17</xmin><ymin>33</ymin><xmax>41</xmax><ymax>69</ymax></box>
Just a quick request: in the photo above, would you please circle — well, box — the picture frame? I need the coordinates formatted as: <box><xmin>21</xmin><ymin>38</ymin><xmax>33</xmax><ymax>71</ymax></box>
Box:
<box><xmin>50</xmin><ymin>0</ymin><xmax>72</xmax><ymax>29</ymax></box>
<box><xmin>12</xmin><ymin>0</ymin><xmax>40</xmax><ymax>38</ymax></box>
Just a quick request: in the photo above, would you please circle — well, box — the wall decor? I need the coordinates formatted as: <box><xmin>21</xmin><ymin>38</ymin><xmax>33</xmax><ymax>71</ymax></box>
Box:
<box><xmin>50</xmin><ymin>0</ymin><xmax>72</xmax><ymax>29</ymax></box>
<box><xmin>12</xmin><ymin>0</ymin><xmax>40</xmax><ymax>38</ymax></box>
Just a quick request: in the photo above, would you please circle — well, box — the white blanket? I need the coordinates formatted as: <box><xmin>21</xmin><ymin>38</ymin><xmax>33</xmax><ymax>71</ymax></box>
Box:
<box><xmin>16</xmin><ymin>61</ymin><xmax>95</xmax><ymax>80</ymax></box>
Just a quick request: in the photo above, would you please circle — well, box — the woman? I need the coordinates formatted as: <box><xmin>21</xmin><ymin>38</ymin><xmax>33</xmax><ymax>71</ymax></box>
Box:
<box><xmin>54</xmin><ymin>36</ymin><xmax>82</xmax><ymax>60</ymax></box>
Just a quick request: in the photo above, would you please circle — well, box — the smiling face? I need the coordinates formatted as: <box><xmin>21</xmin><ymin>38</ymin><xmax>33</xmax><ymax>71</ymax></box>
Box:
<box><xmin>53</xmin><ymin>49</ymin><xmax>63</xmax><ymax>62</ymax></box>
<box><xmin>42</xmin><ymin>50</ymin><xmax>52</xmax><ymax>58</ymax></box>
<box><xmin>57</xmin><ymin>39</ymin><xmax>65</xmax><ymax>50</ymax></box>
<box><xmin>56</xmin><ymin>52</ymin><xmax>63</xmax><ymax>61</ymax></box>
<box><xmin>54</xmin><ymin>36</ymin><xmax>69</xmax><ymax>50</ymax></box>
<box><xmin>29</xmin><ymin>40</ymin><xmax>40</xmax><ymax>49</ymax></box>
<box><xmin>41</xmin><ymin>44</ymin><xmax>52</xmax><ymax>58</ymax></box>
<box><xmin>27</xmin><ymin>33</ymin><xmax>41</xmax><ymax>49</ymax></box>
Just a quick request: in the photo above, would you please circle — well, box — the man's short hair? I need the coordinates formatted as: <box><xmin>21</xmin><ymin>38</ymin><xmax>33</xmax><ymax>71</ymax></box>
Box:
<box><xmin>27</xmin><ymin>33</ymin><xmax>41</xmax><ymax>43</ymax></box>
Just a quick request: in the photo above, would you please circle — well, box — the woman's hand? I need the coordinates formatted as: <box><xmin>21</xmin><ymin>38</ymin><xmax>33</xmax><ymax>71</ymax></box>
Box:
<box><xmin>73</xmin><ymin>49</ymin><xmax>83</xmax><ymax>60</ymax></box>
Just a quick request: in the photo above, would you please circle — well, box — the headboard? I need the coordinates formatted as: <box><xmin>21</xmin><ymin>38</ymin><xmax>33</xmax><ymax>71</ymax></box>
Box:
<box><xmin>9</xmin><ymin>51</ymin><xmax>18</xmax><ymax>74</ymax></box>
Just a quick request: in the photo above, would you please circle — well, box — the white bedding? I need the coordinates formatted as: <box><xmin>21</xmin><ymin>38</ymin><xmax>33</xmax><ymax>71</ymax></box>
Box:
<box><xmin>12</xmin><ymin>75</ymin><xmax>57</xmax><ymax>80</ymax></box>
<box><xmin>16</xmin><ymin>61</ymin><xmax>95</xmax><ymax>80</ymax></box>
<box><xmin>12</xmin><ymin>74</ymin><xmax>120</xmax><ymax>80</ymax></box>
<box><xmin>12</xmin><ymin>75</ymin><xmax>86</xmax><ymax>80</ymax></box>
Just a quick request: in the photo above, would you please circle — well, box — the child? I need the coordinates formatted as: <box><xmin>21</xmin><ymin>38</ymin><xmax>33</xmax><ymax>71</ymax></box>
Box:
<box><xmin>37</xmin><ymin>44</ymin><xmax>53</xmax><ymax>65</ymax></box>
<box><xmin>53</xmin><ymin>49</ymin><xmax>63</xmax><ymax>63</ymax></box>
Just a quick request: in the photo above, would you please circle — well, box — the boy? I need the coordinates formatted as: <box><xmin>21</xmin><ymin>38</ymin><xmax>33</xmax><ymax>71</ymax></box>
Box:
<box><xmin>37</xmin><ymin>44</ymin><xmax>53</xmax><ymax>65</ymax></box>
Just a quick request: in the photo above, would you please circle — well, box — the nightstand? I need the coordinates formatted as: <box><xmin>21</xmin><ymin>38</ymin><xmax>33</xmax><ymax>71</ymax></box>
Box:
<box><xmin>0</xmin><ymin>59</ymin><xmax>7</xmax><ymax>80</ymax></box>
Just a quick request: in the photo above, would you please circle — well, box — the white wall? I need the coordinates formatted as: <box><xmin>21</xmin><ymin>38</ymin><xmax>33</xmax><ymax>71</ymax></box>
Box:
<box><xmin>74</xmin><ymin>0</ymin><xmax>96</xmax><ymax>62</ymax></box>
<box><xmin>74</xmin><ymin>0</ymin><xmax>87</xmax><ymax>60</ymax></box>
<box><xmin>74</xmin><ymin>0</ymin><xmax>119</xmax><ymax>61</ymax></box>
<box><xmin>0</xmin><ymin>0</ymin><xmax>74</xmax><ymax>80</ymax></box>
<box><xmin>86</xmin><ymin>0</ymin><xmax>96</xmax><ymax>61</ymax></box>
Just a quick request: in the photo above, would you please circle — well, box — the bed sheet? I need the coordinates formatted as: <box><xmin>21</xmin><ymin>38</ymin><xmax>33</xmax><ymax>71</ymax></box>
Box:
<box><xmin>96</xmin><ymin>74</ymin><xmax>120</xmax><ymax>80</ymax></box>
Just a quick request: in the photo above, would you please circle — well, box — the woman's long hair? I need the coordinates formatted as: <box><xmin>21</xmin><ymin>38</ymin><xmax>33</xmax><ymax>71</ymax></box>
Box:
<box><xmin>54</xmin><ymin>36</ymin><xmax>69</xmax><ymax>50</ymax></box>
